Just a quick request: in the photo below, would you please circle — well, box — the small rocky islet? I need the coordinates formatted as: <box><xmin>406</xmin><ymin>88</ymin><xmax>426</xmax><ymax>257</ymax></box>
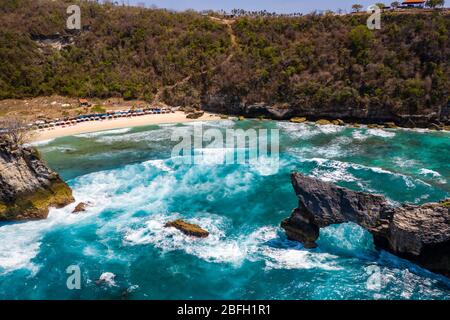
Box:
<box><xmin>164</xmin><ymin>219</ymin><xmax>210</xmax><ymax>238</ymax></box>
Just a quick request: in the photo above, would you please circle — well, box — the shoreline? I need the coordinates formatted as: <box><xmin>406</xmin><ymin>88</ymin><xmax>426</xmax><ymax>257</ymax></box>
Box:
<box><xmin>30</xmin><ymin>111</ymin><xmax>222</xmax><ymax>142</ymax></box>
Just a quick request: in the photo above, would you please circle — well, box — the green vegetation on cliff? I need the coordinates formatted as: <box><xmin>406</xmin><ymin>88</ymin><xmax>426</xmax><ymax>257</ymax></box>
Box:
<box><xmin>0</xmin><ymin>180</ymin><xmax>74</xmax><ymax>220</ymax></box>
<box><xmin>0</xmin><ymin>0</ymin><xmax>449</xmax><ymax>121</ymax></box>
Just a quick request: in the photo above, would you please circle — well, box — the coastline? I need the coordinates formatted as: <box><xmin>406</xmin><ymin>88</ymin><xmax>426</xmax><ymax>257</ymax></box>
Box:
<box><xmin>30</xmin><ymin>111</ymin><xmax>222</xmax><ymax>142</ymax></box>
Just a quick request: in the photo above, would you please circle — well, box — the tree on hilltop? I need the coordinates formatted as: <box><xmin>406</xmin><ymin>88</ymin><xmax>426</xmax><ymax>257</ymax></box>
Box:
<box><xmin>426</xmin><ymin>0</ymin><xmax>445</xmax><ymax>8</ymax></box>
<box><xmin>352</xmin><ymin>4</ymin><xmax>364</xmax><ymax>12</ymax></box>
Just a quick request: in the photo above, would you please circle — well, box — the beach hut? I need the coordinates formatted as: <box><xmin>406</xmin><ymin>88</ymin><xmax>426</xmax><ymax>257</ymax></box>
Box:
<box><xmin>401</xmin><ymin>0</ymin><xmax>426</xmax><ymax>8</ymax></box>
<box><xmin>78</xmin><ymin>98</ymin><xmax>91</xmax><ymax>107</ymax></box>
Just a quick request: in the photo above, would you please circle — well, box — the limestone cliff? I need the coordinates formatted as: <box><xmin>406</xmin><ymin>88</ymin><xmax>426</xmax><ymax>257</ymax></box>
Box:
<box><xmin>0</xmin><ymin>142</ymin><xmax>74</xmax><ymax>220</ymax></box>
<box><xmin>281</xmin><ymin>173</ymin><xmax>450</xmax><ymax>277</ymax></box>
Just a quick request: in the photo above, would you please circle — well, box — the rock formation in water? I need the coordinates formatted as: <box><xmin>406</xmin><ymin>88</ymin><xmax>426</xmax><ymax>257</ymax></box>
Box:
<box><xmin>0</xmin><ymin>142</ymin><xmax>74</xmax><ymax>221</ymax></box>
<box><xmin>281</xmin><ymin>172</ymin><xmax>450</xmax><ymax>277</ymax></box>
<box><xmin>165</xmin><ymin>219</ymin><xmax>209</xmax><ymax>238</ymax></box>
<box><xmin>72</xmin><ymin>202</ymin><xmax>88</xmax><ymax>214</ymax></box>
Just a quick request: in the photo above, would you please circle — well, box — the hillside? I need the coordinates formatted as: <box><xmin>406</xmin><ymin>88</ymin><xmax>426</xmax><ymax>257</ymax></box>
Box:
<box><xmin>0</xmin><ymin>0</ymin><xmax>449</xmax><ymax>126</ymax></box>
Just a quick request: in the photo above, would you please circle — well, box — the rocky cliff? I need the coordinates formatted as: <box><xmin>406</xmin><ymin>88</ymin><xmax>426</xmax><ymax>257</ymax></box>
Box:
<box><xmin>0</xmin><ymin>142</ymin><xmax>74</xmax><ymax>220</ymax></box>
<box><xmin>281</xmin><ymin>172</ymin><xmax>450</xmax><ymax>277</ymax></box>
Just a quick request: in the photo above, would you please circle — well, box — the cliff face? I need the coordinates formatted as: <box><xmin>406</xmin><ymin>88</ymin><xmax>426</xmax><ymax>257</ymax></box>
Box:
<box><xmin>281</xmin><ymin>173</ymin><xmax>450</xmax><ymax>277</ymax></box>
<box><xmin>0</xmin><ymin>143</ymin><xmax>74</xmax><ymax>220</ymax></box>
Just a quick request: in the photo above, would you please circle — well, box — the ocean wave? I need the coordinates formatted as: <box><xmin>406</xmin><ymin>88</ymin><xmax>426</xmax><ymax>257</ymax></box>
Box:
<box><xmin>97</xmin><ymin>126</ymin><xmax>193</xmax><ymax>144</ymax></box>
<box><xmin>124</xmin><ymin>215</ymin><xmax>341</xmax><ymax>270</ymax></box>
<box><xmin>74</xmin><ymin>128</ymin><xmax>131</xmax><ymax>138</ymax></box>
<box><xmin>277</xmin><ymin>122</ymin><xmax>320</xmax><ymax>139</ymax></box>
<box><xmin>352</xmin><ymin>128</ymin><xmax>396</xmax><ymax>140</ymax></box>
<box><xmin>291</xmin><ymin>155</ymin><xmax>433</xmax><ymax>190</ymax></box>
<box><xmin>316</xmin><ymin>124</ymin><xmax>346</xmax><ymax>135</ymax></box>
<box><xmin>123</xmin><ymin>213</ymin><xmax>247</xmax><ymax>265</ymax></box>
<box><xmin>366</xmin><ymin>128</ymin><xmax>396</xmax><ymax>138</ymax></box>
<box><xmin>0</xmin><ymin>201</ymin><xmax>94</xmax><ymax>275</ymax></box>
<box><xmin>311</xmin><ymin>159</ymin><xmax>358</xmax><ymax>183</ymax></box>
<box><xmin>27</xmin><ymin>138</ymin><xmax>55</xmax><ymax>147</ymax></box>
<box><xmin>418</xmin><ymin>168</ymin><xmax>446</xmax><ymax>184</ymax></box>
<box><xmin>419</xmin><ymin>168</ymin><xmax>442</xmax><ymax>178</ymax></box>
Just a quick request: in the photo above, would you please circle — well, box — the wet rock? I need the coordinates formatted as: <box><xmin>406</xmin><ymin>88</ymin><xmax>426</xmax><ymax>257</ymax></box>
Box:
<box><xmin>315</xmin><ymin>119</ymin><xmax>331</xmax><ymax>125</ymax></box>
<box><xmin>0</xmin><ymin>143</ymin><xmax>74</xmax><ymax>221</ymax></box>
<box><xmin>165</xmin><ymin>219</ymin><xmax>209</xmax><ymax>238</ymax></box>
<box><xmin>281</xmin><ymin>173</ymin><xmax>450</xmax><ymax>277</ymax></box>
<box><xmin>290</xmin><ymin>117</ymin><xmax>307</xmax><ymax>123</ymax></box>
<box><xmin>331</xmin><ymin>119</ymin><xmax>345</xmax><ymax>126</ymax></box>
<box><xmin>428</xmin><ymin>123</ymin><xmax>443</xmax><ymax>131</ymax></box>
<box><xmin>384</xmin><ymin>122</ymin><xmax>398</xmax><ymax>129</ymax></box>
<box><xmin>72</xmin><ymin>202</ymin><xmax>88</xmax><ymax>214</ymax></box>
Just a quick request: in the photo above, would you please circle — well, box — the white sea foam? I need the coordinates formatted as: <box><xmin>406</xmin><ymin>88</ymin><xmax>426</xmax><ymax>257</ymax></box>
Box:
<box><xmin>125</xmin><ymin>215</ymin><xmax>341</xmax><ymax>271</ymax></box>
<box><xmin>261</xmin><ymin>248</ymin><xmax>341</xmax><ymax>270</ymax></box>
<box><xmin>316</xmin><ymin>124</ymin><xmax>346</xmax><ymax>134</ymax></box>
<box><xmin>0</xmin><ymin>201</ymin><xmax>93</xmax><ymax>275</ymax></box>
<box><xmin>311</xmin><ymin>160</ymin><xmax>358</xmax><ymax>183</ymax></box>
<box><xmin>366</xmin><ymin>128</ymin><xmax>396</xmax><ymax>138</ymax></box>
<box><xmin>278</xmin><ymin>122</ymin><xmax>345</xmax><ymax>139</ymax></box>
<box><xmin>277</xmin><ymin>122</ymin><xmax>320</xmax><ymax>139</ymax></box>
<box><xmin>418</xmin><ymin>168</ymin><xmax>446</xmax><ymax>184</ymax></box>
<box><xmin>295</xmin><ymin>156</ymin><xmax>432</xmax><ymax>190</ymax></box>
<box><xmin>75</xmin><ymin>127</ymin><xmax>131</xmax><ymax>138</ymax></box>
<box><xmin>352</xmin><ymin>128</ymin><xmax>396</xmax><ymax>140</ymax></box>
<box><xmin>352</xmin><ymin>130</ymin><xmax>368</xmax><ymax>141</ymax></box>
<box><xmin>419</xmin><ymin>168</ymin><xmax>442</xmax><ymax>178</ymax></box>
<box><xmin>393</xmin><ymin>157</ymin><xmax>419</xmax><ymax>169</ymax></box>
<box><xmin>27</xmin><ymin>138</ymin><xmax>55</xmax><ymax>147</ymax></box>
<box><xmin>124</xmin><ymin>213</ymin><xmax>247</xmax><ymax>265</ymax></box>
<box><xmin>98</xmin><ymin>272</ymin><xmax>117</xmax><ymax>287</ymax></box>
<box><xmin>143</xmin><ymin>159</ymin><xmax>173</xmax><ymax>172</ymax></box>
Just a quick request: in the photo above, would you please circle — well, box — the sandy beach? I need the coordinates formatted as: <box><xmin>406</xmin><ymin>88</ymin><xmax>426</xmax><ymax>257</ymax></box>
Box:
<box><xmin>31</xmin><ymin>111</ymin><xmax>222</xmax><ymax>142</ymax></box>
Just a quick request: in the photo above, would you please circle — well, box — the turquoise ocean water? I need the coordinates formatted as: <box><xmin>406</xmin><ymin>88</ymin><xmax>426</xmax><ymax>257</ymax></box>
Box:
<box><xmin>0</xmin><ymin>119</ymin><xmax>449</xmax><ymax>299</ymax></box>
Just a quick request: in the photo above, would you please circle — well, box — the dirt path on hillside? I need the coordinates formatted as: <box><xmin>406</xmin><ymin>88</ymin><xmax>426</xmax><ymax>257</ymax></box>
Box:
<box><xmin>153</xmin><ymin>16</ymin><xmax>238</xmax><ymax>104</ymax></box>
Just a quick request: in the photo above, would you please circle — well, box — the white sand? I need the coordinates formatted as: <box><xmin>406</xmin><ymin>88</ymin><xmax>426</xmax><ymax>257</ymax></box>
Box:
<box><xmin>31</xmin><ymin>111</ymin><xmax>222</xmax><ymax>142</ymax></box>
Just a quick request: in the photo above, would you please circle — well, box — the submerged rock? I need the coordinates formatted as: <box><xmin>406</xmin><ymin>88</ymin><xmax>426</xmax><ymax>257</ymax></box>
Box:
<box><xmin>165</xmin><ymin>219</ymin><xmax>209</xmax><ymax>238</ymax></box>
<box><xmin>72</xmin><ymin>202</ymin><xmax>88</xmax><ymax>214</ymax></box>
<box><xmin>0</xmin><ymin>144</ymin><xmax>74</xmax><ymax>220</ymax></box>
<box><xmin>281</xmin><ymin>172</ymin><xmax>450</xmax><ymax>277</ymax></box>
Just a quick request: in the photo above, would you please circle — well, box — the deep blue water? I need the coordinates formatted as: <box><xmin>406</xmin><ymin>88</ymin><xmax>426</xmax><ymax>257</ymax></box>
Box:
<box><xmin>0</xmin><ymin>120</ymin><xmax>449</xmax><ymax>299</ymax></box>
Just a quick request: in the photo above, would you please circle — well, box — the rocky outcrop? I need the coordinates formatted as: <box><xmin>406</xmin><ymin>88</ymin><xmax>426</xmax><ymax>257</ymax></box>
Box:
<box><xmin>72</xmin><ymin>202</ymin><xmax>88</xmax><ymax>214</ymax></box>
<box><xmin>186</xmin><ymin>111</ymin><xmax>205</xmax><ymax>119</ymax></box>
<box><xmin>165</xmin><ymin>219</ymin><xmax>209</xmax><ymax>238</ymax></box>
<box><xmin>281</xmin><ymin>173</ymin><xmax>450</xmax><ymax>277</ymax></box>
<box><xmin>202</xmin><ymin>98</ymin><xmax>449</xmax><ymax>128</ymax></box>
<box><xmin>0</xmin><ymin>143</ymin><xmax>74</xmax><ymax>220</ymax></box>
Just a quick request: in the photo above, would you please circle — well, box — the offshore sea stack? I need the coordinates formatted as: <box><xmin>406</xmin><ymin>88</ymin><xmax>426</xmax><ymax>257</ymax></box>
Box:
<box><xmin>281</xmin><ymin>172</ymin><xmax>450</xmax><ymax>277</ymax></box>
<box><xmin>0</xmin><ymin>142</ymin><xmax>74</xmax><ymax>221</ymax></box>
